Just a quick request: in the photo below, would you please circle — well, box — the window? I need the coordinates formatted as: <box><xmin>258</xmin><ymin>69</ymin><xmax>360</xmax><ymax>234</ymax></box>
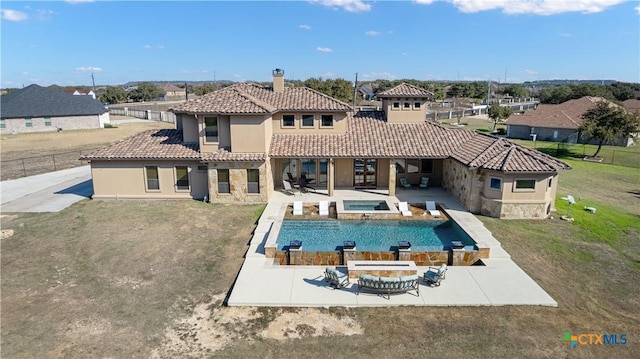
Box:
<box><xmin>321</xmin><ymin>115</ymin><xmax>334</xmax><ymax>127</ymax></box>
<box><xmin>414</xmin><ymin>102</ymin><xmax>421</xmax><ymax>109</ymax></box>
<box><xmin>403</xmin><ymin>102</ymin><xmax>411</xmax><ymax>110</ymax></box>
<box><xmin>548</xmin><ymin>178</ymin><xmax>553</xmax><ymax>188</ymax></box>
<box><xmin>392</xmin><ymin>102</ymin><xmax>400</xmax><ymax>109</ymax></box>
<box><xmin>25</xmin><ymin>117</ymin><xmax>32</xmax><ymax>127</ymax></box>
<box><xmin>395</xmin><ymin>159</ymin><xmax>406</xmax><ymax>173</ymax></box>
<box><xmin>205</xmin><ymin>116</ymin><xmax>218</xmax><ymax>142</ymax></box>
<box><xmin>218</xmin><ymin>169</ymin><xmax>230</xmax><ymax>193</ymax></box>
<box><xmin>145</xmin><ymin>166</ymin><xmax>160</xmax><ymax>191</ymax></box>
<box><xmin>420</xmin><ymin>159</ymin><xmax>433</xmax><ymax>174</ymax></box>
<box><xmin>282</xmin><ymin>114</ymin><xmax>295</xmax><ymax>127</ymax></box>
<box><xmin>0</xmin><ymin>119</ymin><xmax>5</xmax><ymax>129</ymax></box>
<box><xmin>44</xmin><ymin>117</ymin><xmax>51</xmax><ymax>126</ymax></box>
<box><xmin>301</xmin><ymin>114</ymin><xmax>314</xmax><ymax>127</ymax></box>
<box><xmin>175</xmin><ymin>166</ymin><xmax>189</xmax><ymax>191</ymax></box>
<box><xmin>247</xmin><ymin>169</ymin><xmax>260</xmax><ymax>194</ymax></box>
<box><xmin>490</xmin><ymin>178</ymin><xmax>502</xmax><ymax>190</ymax></box>
<box><xmin>406</xmin><ymin>159</ymin><xmax>419</xmax><ymax>173</ymax></box>
<box><xmin>515</xmin><ymin>179</ymin><xmax>536</xmax><ymax>190</ymax></box>
<box><xmin>197</xmin><ymin>165</ymin><xmax>208</xmax><ymax>172</ymax></box>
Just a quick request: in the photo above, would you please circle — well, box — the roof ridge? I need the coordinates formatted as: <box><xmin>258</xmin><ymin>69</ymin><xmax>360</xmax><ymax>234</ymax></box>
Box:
<box><xmin>302</xmin><ymin>86</ymin><xmax>353</xmax><ymax>108</ymax></box>
<box><xmin>234</xmin><ymin>88</ymin><xmax>276</xmax><ymax>113</ymax></box>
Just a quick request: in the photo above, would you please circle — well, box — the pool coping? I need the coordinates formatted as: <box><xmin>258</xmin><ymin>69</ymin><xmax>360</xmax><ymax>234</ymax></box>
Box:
<box><xmin>228</xmin><ymin>188</ymin><xmax>556</xmax><ymax>307</ymax></box>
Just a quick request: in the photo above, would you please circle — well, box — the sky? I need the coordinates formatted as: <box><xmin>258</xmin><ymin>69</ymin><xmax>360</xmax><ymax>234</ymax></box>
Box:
<box><xmin>1</xmin><ymin>0</ymin><xmax>639</xmax><ymax>87</ymax></box>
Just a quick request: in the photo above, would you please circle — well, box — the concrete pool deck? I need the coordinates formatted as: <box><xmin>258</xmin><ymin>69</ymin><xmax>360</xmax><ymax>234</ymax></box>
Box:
<box><xmin>227</xmin><ymin>188</ymin><xmax>557</xmax><ymax>307</ymax></box>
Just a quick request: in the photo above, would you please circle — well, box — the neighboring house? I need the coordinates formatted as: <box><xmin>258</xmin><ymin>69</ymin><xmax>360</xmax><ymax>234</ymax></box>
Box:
<box><xmin>358</xmin><ymin>84</ymin><xmax>375</xmax><ymax>100</ymax></box>
<box><xmin>82</xmin><ymin>69</ymin><xmax>570</xmax><ymax>219</ymax></box>
<box><xmin>0</xmin><ymin>84</ymin><xmax>110</xmax><ymax>134</ymax></box>
<box><xmin>622</xmin><ymin>99</ymin><xmax>640</xmax><ymax>115</ymax></box>
<box><xmin>64</xmin><ymin>88</ymin><xmax>97</xmax><ymax>99</ymax></box>
<box><xmin>506</xmin><ymin>96</ymin><xmax>634</xmax><ymax>146</ymax></box>
<box><xmin>160</xmin><ymin>83</ymin><xmax>186</xmax><ymax>101</ymax></box>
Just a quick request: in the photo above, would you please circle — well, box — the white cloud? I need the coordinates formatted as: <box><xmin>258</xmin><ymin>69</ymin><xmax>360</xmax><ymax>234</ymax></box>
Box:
<box><xmin>635</xmin><ymin>4</ymin><xmax>640</xmax><ymax>14</ymax></box>
<box><xmin>309</xmin><ymin>0</ymin><xmax>371</xmax><ymax>13</ymax></box>
<box><xmin>65</xmin><ymin>0</ymin><xmax>95</xmax><ymax>4</ymax></box>
<box><xmin>299</xmin><ymin>24</ymin><xmax>311</xmax><ymax>30</ymax></box>
<box><xmin>75</xmin><ymin>67</ymin><xmax>102</xmax><ymax>73</ymax></box>
<box><xmin>365</xmin><ymin>30</ymin><xmax>381</xmax><ymax>36</ymax></box>
<box><xmin>524</xmin><ymin>69</ymin><xmax>539</xmax><ymax>75</ymax></box>
<box><xmin>560</xmin><ymin>32</ymin><xmax>571</xmax><ymax>37</ymax></box>
<box><xmin>416</xmin><ymin>0</ymin><xmax>625</xmax><ymax>15</ymax></box>
<box><xmin>1</xmin><ymin>9</ymin><xmax>28</xmax><ymax>21</ymax></box>
<box><xmin>317</xmin><ymin>46</ymin><xmax>333</xmax><ymax>52</ymax></box>
<box><xmin>181</xmin><ymin>70</ymin><xmax>209</xmax><ymax>74</ymax></box>
<box><xmin>35</xmin><ymin>9</ymin><xmax>56</xmax><ymax>21</ymax></box>
<box><xmin>143</xmin><ymin>44</ymin><xmax>164</xmax><ymax>49</ymax></box>
<box><xmin>21</xmin><ymin>71</ymin><xmax>30</xmax><ymax>75</ymax></box>
<box><xmin>321</xmin><ymin>72</ymin><xmax>337</xmax><ymax>78</ymax></box>
<box><xmin>362</xmin><ymin>72</ymin><xmax>397</xmax><ymax>80</ymax></box>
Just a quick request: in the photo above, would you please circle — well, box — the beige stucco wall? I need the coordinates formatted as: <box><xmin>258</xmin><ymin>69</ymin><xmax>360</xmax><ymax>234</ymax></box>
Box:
<box><xmin>1</xmin><ymin>114</ymin><xmax>103</xmax><ymax>134</ymax></box>
<box><xmin>271</xmin><ymin>112</ymin><xmax>348</xmax><ymax>134</ymax></box>
<box><xmin>382</xmin><ymin>98</ymin><xmax>427</xmax><ymax>124</ymax></box>
<box><xmin>230</xmin><ymin>115</ymin><xmax>269</xmax><ymax>152</ymax></box>
<box><xmin>334</xmin><ymin>158</ymin><xmax>354</xmax><ymax>187</ymax></box>
<box><xmin>207</xmin><ymin>161</ymin><xmax>270</xmax><ymax>203</ymax></box>
<box><xmin>179</xmin><ymin>114</ymin><xmax>199</xmax><ymax>143</ymax></box>
<box><xmin>90</xmin><ymin>160</ymin><xmax>205</xmax><ymax>200</ymax></box>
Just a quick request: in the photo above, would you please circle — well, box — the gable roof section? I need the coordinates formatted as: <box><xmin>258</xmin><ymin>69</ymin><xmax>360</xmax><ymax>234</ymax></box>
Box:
<box><xmin>171</xmin><ymin>83</ymin><xmax>352</xmax><ymax>114</ymax></box>
<box><xmin>377</xmin><ymin>83</ymin><xmax>434</xmax><ymax>98</ymax></box>
<box><xmin>1</xmin><ymin>84</ymin><xmax>107</xmax><ymax>119</ymax></box>
<box><xmin>451</xmin><ymin>133</ymin><xmax>570</xmax><ymax>172</ymax></box>
<box><xmin>80</xmin><ymin>129</ymin><xmax>200</xmax><ymax>160</ymax></box>
<box><xmin>506</xmin><ymin>96</ymin><xmax>612</xmax><ymax>129</ymax></box>
<box><xmin>623</xmin><ymin>99</ymin><xmax>640</xmax><ymax>114</ymax></box>
<box><xmin>160</xmin><ymin>83</ymin><xmax>183</xmax><ymax>92</ymax></box>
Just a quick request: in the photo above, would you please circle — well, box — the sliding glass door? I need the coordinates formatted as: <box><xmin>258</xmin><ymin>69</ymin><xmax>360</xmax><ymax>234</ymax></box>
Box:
<box><xmin>354</xmin><ymin>158</ymin><xmax>376</xmax><ymax>187</ymax></box>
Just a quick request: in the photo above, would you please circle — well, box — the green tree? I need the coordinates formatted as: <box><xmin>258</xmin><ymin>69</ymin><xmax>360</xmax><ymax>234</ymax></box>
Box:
<box><xmin>128</xmin><ymin>82</ymin><xmax>163</xmax><ymax>102</ymax></box>
<box><xmin>501</xmin><ymin>84</ymin><xmax>529</xmax><ymax>98</ymax></box>
<box><xmin>98</xmin><ymin>86</ymin><xmax>127</xmax><ymax>104</ymax></box>
<box><xmin>193</xmin><ymin>83</ymin><xmax>217</xmax><ymax>96</ymax></box>
<box><xmin>487</xmin><ymin>103</ymin><xmax>513</xmax><ymax>131</ymax></box>
<box><xmin>579</xmin><ymin>101</ymin><xmax>640</xmax><ymax>157</ymax></box>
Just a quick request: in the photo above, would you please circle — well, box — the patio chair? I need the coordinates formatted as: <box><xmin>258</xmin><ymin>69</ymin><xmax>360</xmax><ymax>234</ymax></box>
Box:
<box><xmin>426</xmin><ymin>201</ymin><xmax>442</xmax><ymax>217</ymax></box>
<box><xmin>287</xmin><ymin>172</ymin><xmax>297</xmax><ymax>183</ymax></box>
<box><xmin>299</xmin><ymin>176</ymin><xmax>315</xmax><ymax>192</ymax></box>
<box><xmin>293</xmin><ymin>201</ymin><xmax>303</xmax><ymax>216</ymax></box>
<box><xmin>399</xmin><ymin>177</ymin><xmax>412</xmax><ymax>190</ymax></box>
<box><xmin>319</xmin><ymin>200</ymin><xmax>329</xmax><ymax>216</ymax></box>
<box><xmin>423</xmin><ymin>264</ymin><xmax>447</xmax><ymax>286</ymax></box>
<box><xmin>398</xmin><ymin>201</ymin><xmax>412</xmax><ymax>217</ymax></box>
<box><xmin>282</xmin><ymin>180</ymin><xmax>298</xmax><ymax>195</ymax></box>
<box><xmin>324</xmin><ymin>267</ymin><xmax>349</xmax><ymax>289</ymax></box>
<box><xmin>419</xmin><ymin>177</ymin><xmax>429</xmax><ymax>190</ymax></box>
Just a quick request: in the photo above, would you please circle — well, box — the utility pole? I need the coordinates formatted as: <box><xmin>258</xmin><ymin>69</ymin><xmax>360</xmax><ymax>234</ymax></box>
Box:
<box><xmin>352</xmin><ymin>72</ymin><xmax>358</xmax><ymax>110</ymax></box>
<box><xmin>185</xmin><ymin>82</ymin><xmax>188</xmax><ymax>101</ymax></box>
<box><xmin>91</xmin><ymin>71</ymin><xmax>96</xmax><ymax>93</ymax></box>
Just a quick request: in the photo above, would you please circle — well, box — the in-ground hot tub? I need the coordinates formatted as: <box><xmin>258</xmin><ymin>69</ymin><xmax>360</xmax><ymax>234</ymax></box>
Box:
<box><xmin>336</xmin><ymin>199</ymin><xmax>399</xmax><ymax>219</ymax></box>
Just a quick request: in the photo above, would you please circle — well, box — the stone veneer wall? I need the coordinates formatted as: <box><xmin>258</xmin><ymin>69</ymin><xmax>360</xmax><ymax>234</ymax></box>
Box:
<box><xmin>207</xmin><ymin>160</ymin><xmax>270</xmax><ymax>203</ymax></box>
<box><xmin>481</xmin><ymin>197</ymin><xmax>549</xmax><ymax>219</ymax></box>
<box><xmin>442</xmin><ymin>159</ymin><xmax>485</xmax><ymax>214</ymax></box>
<box><xmin>275</xmin><ymin>250</ymin><xmax>480</xmax><ymax>266</ymax></box>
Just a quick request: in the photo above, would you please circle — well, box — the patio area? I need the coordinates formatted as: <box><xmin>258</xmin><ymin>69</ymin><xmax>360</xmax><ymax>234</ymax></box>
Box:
<box><xmin>227</xmin><ymin>187</ymin><xmax>557</xmax><ymax>307</ymax></box>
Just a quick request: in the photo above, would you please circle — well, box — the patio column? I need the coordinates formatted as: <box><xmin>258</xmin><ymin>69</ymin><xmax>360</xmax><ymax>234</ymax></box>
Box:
<box><xmin>388</xmin><ymin>159</ymin><xmax>396</xmax><ymax>196</ymax></box>
<box><xmin>328</xmin><ymin>158</ymin><xmax>335</xmax><ymax>197</ymax></box>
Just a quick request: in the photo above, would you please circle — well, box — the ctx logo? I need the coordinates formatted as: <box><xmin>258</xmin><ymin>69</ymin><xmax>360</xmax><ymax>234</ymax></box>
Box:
<box><xmin>563</xmin><ymin>332</ymin><xmax>627</xmax><ymax>349</ymax></box>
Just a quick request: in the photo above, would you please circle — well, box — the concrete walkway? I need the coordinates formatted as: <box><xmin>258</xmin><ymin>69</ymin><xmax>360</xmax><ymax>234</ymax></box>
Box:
<box><xmin>1</xmin><ymin>166</ymin><xmax>92</xmax><ymax>212</ymax></box>
<box><xmin>228</xmin><ymin>188</ymin><xmax>557</xmax><ymax>307</ymax></box>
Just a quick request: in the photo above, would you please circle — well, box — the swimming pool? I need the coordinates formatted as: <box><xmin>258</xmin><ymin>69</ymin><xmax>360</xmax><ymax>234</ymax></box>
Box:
<box><xmin>275</xmin><ymin>219</ymin><xmax>475</xmax><ymax>252</ymax></box>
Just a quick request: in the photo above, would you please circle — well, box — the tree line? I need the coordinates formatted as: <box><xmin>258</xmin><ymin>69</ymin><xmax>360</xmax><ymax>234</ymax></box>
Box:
<box><xmin>538</xmin><ymin>82</ymin><xmax>639</xmax><ymax>104</ymax></box>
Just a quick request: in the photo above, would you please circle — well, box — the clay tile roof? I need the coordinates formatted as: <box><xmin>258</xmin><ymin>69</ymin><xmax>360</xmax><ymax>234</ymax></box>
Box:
<box><xmin>80</xmin><ymin>129</ymin><xmax>200</xmax><ymax>160</ymax></box>
<box><xmin>201</xmin><ymin>149</ymin><xmax>266</xmax><ymax>162</ymax></box>
<box><xmin>377</xmin><ymin>83</ymin><xmax>434</xmax><ymax>98</ymax></box>
<box><xmin>171</xmin><ymin>83</ymin><xmax>352</xmax><ymax>114</ymax></box>
<box><xmin>451</xmin><ymin>133</ymin><xmax>570</xmax><ymax>173</ymax></box>
<box><xmin>269</xmin><ymin>111</ymin><xmax>474</xmax><ymax>159</ymax></box>
<box><xmin>506</xmin><ymin>96</ymin><xmax>614</xmax><ymax>129</ymax></box>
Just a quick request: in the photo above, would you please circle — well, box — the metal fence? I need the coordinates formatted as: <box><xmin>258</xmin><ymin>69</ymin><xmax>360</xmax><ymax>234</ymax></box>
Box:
<box><xmin>542</xmin><ymin>142</ymin><xmax>640</xmax><ymax>168</ymax></box>
<box><xmin>1</xmin><ymin>149</ymin><xmax>97</xmax><ymax>181</ymax></box>
<box><xmin>108</xmin><ymin>107</ymin><xmax>176</xmax><ymax>123</ymax></box>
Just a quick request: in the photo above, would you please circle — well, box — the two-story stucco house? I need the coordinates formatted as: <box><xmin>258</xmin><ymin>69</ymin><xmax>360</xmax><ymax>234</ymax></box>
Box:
<box><xmin>82</xmin><ymin>69</ymin><xmax>570</xmax><ymax>219</ymax></box>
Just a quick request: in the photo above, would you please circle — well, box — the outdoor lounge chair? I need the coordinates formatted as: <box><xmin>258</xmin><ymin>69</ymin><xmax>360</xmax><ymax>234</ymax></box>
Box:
<box><xmin>398</xmin><ymin>201</ymin><xmax>412</xmax><ymax>217</ymax></box>
<box><xmin>299</xmin><ymin>175</ymin><xmax>315</xmax><ymax>192</ymax></box>
<box><xmin>282</xmin><ymin>180</ymin><xmax>298</xmax><ymax>195</ymax></box>
<box><xmin>287</xmin><ymin>172</ymin><xmax>297</xmax><ymax>183</ymax></box>
<box><xmin>399</xmin><ymin>177</ymin><xmax>412</xmax><ymax>190</ymax></box>
<box><xmin>426</xmin><ymin>201</ymin><xmax>442</xmax><ymax>217</ymax></box>
<box><xmin>293</xmin><ymin>201</ymin><xmax>303</xmax><ymax>216</ymax></box>
<box><xmin>419</xmin><ymin>177</ymin><xmax>429</xmax><ymax>190</ymax></box>
<box><xmin>324</xmin><ymin>267</ymin><xmax>349</xmax><ymax>289</ymax></box>
<box><xmin>423</xmin><ymin>264</ymin><xmax>447</xmax><ymax>286</ymax></box>
<box><xmin>319</xmin><ymin>200</ymin><xmax>329</xmax><ymax>216</ymax></box>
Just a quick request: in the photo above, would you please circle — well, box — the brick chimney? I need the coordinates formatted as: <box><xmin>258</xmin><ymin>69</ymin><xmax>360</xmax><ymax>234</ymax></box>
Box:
<box><xmin>272</xmin><ymin>68</ymin><xmax>284</xmax><ymax>93</ymax></box>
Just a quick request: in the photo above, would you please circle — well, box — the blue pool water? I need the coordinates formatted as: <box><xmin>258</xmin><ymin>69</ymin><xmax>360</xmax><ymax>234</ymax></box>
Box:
<box><xmin>276</xmin><ymin>220</ymin><xmax>475</xmax><ymax>251</ymax></box>
<box><xmin>343</xmin><ymin>200</ymin><xmax>390</xmax><ymax>211</ymax></box>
